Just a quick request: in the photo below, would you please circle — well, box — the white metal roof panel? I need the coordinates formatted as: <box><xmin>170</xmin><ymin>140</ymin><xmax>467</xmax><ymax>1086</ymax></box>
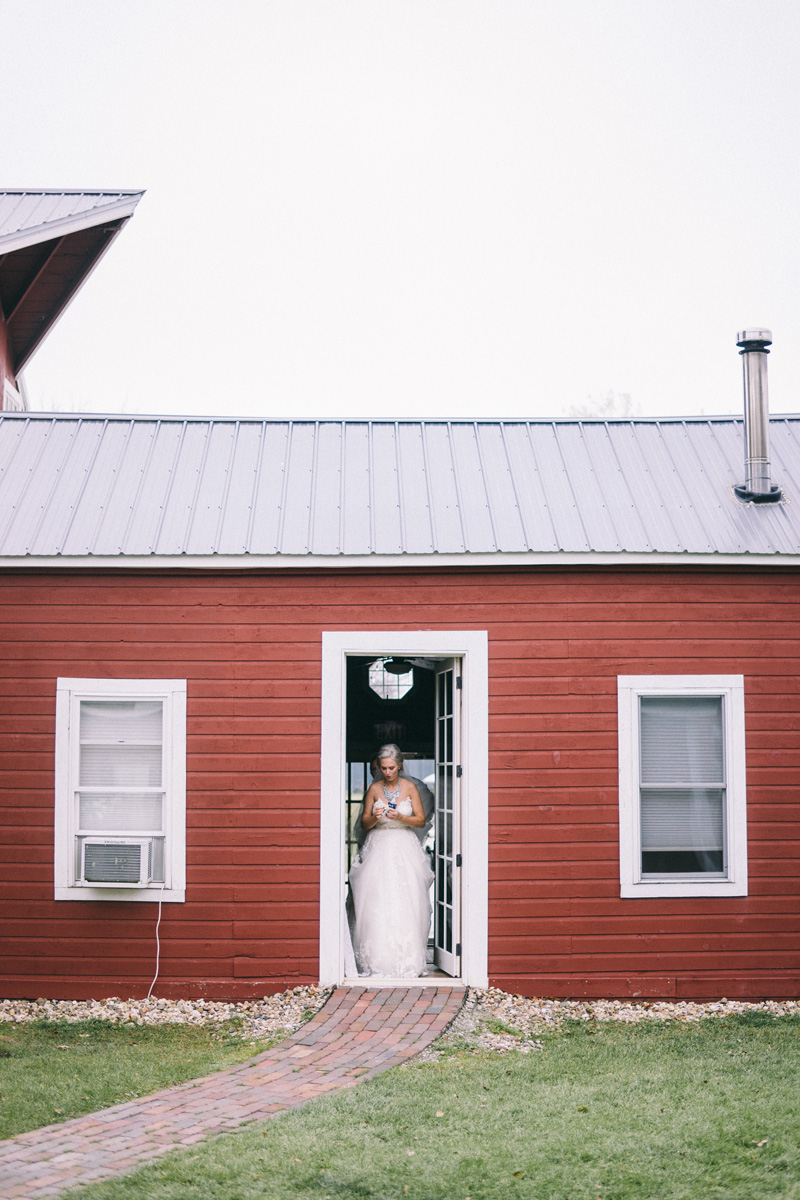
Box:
<box><xmin>499</xmin><ymin>423</ymin><xmax>559</xmax><ymax>552</ymax></box>
<box><xmin>473</xmin><ymin>424</ymin><xmax>527</xmax><ymax>552</ymax></box>
<box><xmin>215</xmin><ymin>422</ymin><xmax>263</xmax><ymax>555</ymax></box>
<box><xmin>247</xmin><ymin>423</ymin><xmax>287</xmax><ymax>554</ymax></box>
<box><xmin>59</xmin><ymin>420</ymin><xmax>127</xmax><ymax>555</ymax></box>
<box><xmin>3</xmin><ymin>414</ymin><xmax>800</xmax><ymax>564</ymax></box>
<box><xmin>553</xmin><ymin>423</ymin><xmax>627</xmax><ymax>551</ymax></box>
<box><xmin>308</xmin><ymin>422</ymin><xmax>342</xmax><ymax>555</ymax></box>
<box><xmin>528</xmin><ymin>423</ymin><xmax>591</xmax><ymax>552</ymax></box>
<box><xmin>449</xmin><ymin>423</ymin><xmax>496</xmax><ymax>552</ymax></box>
<box><xmin>183</xmin><ymin>421</ymin><xmax>238</xmax><ymax>555</ymax></box>
<box><xmin>341</xmin><ymin>424</ymin><xmax>372</xmax><ymax>556</ymax></box>
<box><xmin>90</xmin><ymin>421</ymin><xmax>154</xmax><ymax>554</ymax></box>
<box><xmin>369</xmin><ymin>423</ymin><xmax>404</xmax><ymax>555</ymax></box>
<box><xmin>609</xmin><ymin>422</ymin><xmax>678</xmax><ymax>552</ymax></box>
<box><xmin>417</xmin><ymin>424</ymin><xmax>462</xmax><ymax>552</ymax></box>
<box><xmin>121</xmin><ymin>422</ymin><xmax>181</xmax><ymax>554</ymax></box>
<box><xmin>0</xmin><ymin>190</ymin><xmax>144</xmax><ymax>253</ymax></box>
<box><xmin>396</xmin><ymin>424</ymin><xmax>434</xmax><ymax>554</ymax></box>
<box><xmin>633</xmin><ymin>423</ymin><xmax>712</xmax><ymax>552</ymax></box>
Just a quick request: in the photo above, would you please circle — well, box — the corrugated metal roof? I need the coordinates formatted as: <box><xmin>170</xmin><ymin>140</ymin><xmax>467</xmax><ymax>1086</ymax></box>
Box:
<box><xmin>1</xmin><ymin>413</ymin><xmax>799</xmax><ymax>564</ymax></box>
<box><xmin>0</xmin><ymin>190</ymin><xmax>144</xmax><ymax>254</ymax></box>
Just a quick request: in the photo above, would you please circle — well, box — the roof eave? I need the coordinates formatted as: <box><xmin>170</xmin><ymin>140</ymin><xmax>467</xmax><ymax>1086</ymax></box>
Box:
<box><xmin>12</xmin><ymin>219</ymin><xmax>136</xmax><ymax>373</ymax></box>
<box><xmin>0</xmin><ymin>192</ymin><xmax>145</xmax><ymax>256</ymax></box>
<box><xmin>2</xmin><ymin>550</ymin><xmax>800</xmax><ymax>570</ymax></box>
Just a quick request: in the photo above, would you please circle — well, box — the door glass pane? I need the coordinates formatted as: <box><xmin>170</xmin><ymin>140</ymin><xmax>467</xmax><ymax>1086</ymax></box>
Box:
<box><xmin>345</xmin><ymin>761</ymin><xmax>368</xmax><ymax>874</ymax></box>
<box><xmin>437</xmin><ymin>764</ymin><xmax>448</xmax><ymax>809</ymax></box>
<box><xmin>444</xmin><ymin>860</ymin><xmax>453</xmax><ymax>950</ymax></box>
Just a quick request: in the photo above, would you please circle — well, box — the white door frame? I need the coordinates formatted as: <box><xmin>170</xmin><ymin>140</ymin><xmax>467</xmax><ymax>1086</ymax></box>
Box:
<box><xmin>320</xmin><ymin>630</ymin><xmax>488</xmax><ymax>987</ymax></box>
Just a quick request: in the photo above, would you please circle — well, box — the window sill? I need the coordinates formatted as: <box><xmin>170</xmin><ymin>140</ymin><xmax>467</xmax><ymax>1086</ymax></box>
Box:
<box><xmin>621</xmin><ymin>879</ymin><xmax>747</xmax><ymax>899</ymax></box>
<box><xmin>55</xmin><ymin>886</ymin><xmax>185</xmax><ymax>903</ymax></box>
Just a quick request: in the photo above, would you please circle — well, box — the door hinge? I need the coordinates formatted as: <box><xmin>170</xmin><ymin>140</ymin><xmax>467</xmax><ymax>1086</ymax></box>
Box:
<box><xmin>455</xmin><ymin>853</ymin><xmax>462</xmax><ymax>867</ymax></box>
<box><xmin>455</xmin><ymin>943</ymin><xmax>462</xmax><ymax>957</ymax></box>
<box><xmin>455</xmin><ymin>764</ymin><xmax>462</xmax><ymax>777</ymax></box>
<box><xmin>456</xmin><ymin>676</ymin><xmax>462</xmax><ymax>689</ymax></box>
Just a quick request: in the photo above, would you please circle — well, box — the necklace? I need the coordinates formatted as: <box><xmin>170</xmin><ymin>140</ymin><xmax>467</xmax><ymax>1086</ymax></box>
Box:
<box><xmin>383</xmin><ymin>783</ymin><xmax>400</xmax><ymax>803</ymax></box>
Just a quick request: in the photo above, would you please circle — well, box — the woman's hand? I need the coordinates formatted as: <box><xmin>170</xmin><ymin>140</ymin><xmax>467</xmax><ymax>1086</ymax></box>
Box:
<box><xmin>361</xmin><ymin>785</ymin><xmax>386</xmax><ymax>831</ymax></box>
<box><xmin>385</xmin><ymin>794</ymin><xmax>424</xmax><ymax>826</ymax></box>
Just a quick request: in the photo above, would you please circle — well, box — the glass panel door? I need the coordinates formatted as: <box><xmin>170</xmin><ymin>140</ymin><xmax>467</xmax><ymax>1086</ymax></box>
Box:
<box><xmin>434</xmin><ymin>659</ymin><xmax>461</xmax><ymax>975</ymax></box>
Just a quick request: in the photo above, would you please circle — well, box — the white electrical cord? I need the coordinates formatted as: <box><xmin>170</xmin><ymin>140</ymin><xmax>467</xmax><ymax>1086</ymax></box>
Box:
<box><xmin>146</xmin><ymin>882</ymin><xmax>166</xmax><ymax>1001</ymax></box>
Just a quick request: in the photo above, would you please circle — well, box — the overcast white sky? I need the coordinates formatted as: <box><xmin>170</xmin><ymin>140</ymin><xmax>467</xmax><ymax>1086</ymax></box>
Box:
<box><xmin>5</xmin><ymin>0</ymin><xmax>800</xmax><ymax>421</ymax></box>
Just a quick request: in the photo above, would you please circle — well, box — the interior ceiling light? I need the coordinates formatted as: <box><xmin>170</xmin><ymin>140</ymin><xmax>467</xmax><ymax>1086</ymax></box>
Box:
<box><xmin>383</xmin><ymin>658</ymin><xmax>413</xmax><ymax>675</ymax></box>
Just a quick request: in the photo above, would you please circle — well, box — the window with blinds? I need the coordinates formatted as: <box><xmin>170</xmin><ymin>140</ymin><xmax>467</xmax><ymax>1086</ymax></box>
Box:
<box><xmin>639</xmin><ymin>696</ymin><xmax>725</xmax><ymax>876</ymax></box>
<box><xmin>617</xmin><ymin>676</ymin><xmax>747</xmax><ymax>899</ymax></box>
<box><xmin>77</xmin><ymin>700</ymin><xmax>166</xmax><ymax>883</ymax></box>
<box><xmin>54</xmin><ymin>678</ymin><xmax>187</xmax><ymax>902</ymax></box>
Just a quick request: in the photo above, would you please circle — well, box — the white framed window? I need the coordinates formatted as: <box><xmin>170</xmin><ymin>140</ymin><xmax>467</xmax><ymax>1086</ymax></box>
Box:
<box><xmin>54</xmin><ymin>678</ymin><xmax>186</xmax><ymax>902</ymax></box>
<box><xmin>617</xmin><ymin>675</ymin><xmax>747</xmax><ymax>898</ymax></box>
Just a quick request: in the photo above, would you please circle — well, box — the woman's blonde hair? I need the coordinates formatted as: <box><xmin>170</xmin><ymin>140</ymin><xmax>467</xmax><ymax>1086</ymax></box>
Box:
<box><xmin>376</xmin><ymin>743</ymin><xmax>404</xmax><ymax>768</ymax></box>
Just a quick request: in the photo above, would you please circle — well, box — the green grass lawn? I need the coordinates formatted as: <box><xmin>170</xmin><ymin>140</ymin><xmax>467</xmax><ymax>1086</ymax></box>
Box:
<box><xmin>0</xmin><ymin>1018</ymin><xmax>279</xmax><ymax>1139</ymax></box>
<box><xmin>51</xmin><ymin>1011</ymin><xmax>800</xmax><ymax>1200</ymax></box>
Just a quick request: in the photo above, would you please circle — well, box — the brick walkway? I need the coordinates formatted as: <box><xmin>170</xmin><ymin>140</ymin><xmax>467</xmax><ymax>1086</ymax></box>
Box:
<box><xmin>0</xmin><ymin>985</ymin><xmax>464</xmax><ymax>1199</ymax></box>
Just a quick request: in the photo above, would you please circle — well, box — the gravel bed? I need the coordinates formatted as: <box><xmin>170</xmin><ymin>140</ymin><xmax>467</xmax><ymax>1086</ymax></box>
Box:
<box><xmin>0</xmin><ymin>986</ymin><xmax>331</xmax><ymax>1042</ymax></box>
<box><xmin>421</xmin><ymin>988</ymin><xmax>800</xmax><ymax>1058</ymax></box>
<box><xmin>2</xmin><ymin>986</ymin><xmax>797</xmax><ymax>1058</ymax></box>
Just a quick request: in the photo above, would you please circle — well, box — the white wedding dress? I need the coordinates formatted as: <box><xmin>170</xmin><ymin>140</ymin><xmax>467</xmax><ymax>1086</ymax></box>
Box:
<box><xmin>349</xmin><ymin>789</ymin><xmax>434</xmax><ymax>978</ymax></box>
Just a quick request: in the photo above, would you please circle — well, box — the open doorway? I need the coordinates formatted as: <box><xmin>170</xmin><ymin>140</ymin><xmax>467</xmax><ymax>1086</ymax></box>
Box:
<box><xmin>343</xmin><ymin>655</ymin><xmax>459</xmax><ymax>979</ymax></box>
<box><xmin>320</xmin><ymin>630</ymin><xmax>488</xmax><ymax>989</ymax></box>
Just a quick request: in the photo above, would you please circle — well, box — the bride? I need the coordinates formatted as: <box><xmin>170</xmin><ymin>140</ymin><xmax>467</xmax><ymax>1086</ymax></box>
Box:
<box><xmin>349</xmin><ymin>744</ymin><xmax>434</xmax><ymax>978</ymax></box>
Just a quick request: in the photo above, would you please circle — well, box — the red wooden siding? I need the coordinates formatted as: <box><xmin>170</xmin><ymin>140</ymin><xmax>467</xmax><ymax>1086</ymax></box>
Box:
<box><xmin>0</xmin><ymin>567</ymin><xmax>798</xmax><ymax>1000</ymax></box>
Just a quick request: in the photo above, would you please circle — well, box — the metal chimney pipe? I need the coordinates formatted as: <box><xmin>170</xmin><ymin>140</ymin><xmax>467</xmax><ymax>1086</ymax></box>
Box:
<box><xmin>733</xmin><ymin>328</ymin><xmax>782</xmax><ymax>503</ymax></box>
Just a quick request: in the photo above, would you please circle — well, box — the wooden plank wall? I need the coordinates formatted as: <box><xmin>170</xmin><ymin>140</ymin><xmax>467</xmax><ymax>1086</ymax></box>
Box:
<box><xmin>0</xmin><ymin>567</ymin><xmax>797</xmax><ymax>1000</ymax></box>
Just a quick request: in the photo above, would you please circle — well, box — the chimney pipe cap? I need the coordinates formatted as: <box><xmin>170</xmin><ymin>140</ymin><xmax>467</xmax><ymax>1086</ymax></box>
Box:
<box><xmin>737</xmin><ymin>328</ymin><xmax>772</xmax><ymax>349</ymax></box>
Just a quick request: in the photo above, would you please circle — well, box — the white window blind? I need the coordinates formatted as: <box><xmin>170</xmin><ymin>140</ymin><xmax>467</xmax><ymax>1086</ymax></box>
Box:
<box><xmin>640</xmin><ymin>696</ymin><xmax>723</xmax><ymax>784</ymax></box>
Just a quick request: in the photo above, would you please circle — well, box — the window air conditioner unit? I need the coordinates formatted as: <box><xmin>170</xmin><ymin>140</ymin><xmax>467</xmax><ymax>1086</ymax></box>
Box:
<box><xmin>80</xmin><ymin>838</ymin><xmax>155</xmax><ymax>887</ymax></box>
